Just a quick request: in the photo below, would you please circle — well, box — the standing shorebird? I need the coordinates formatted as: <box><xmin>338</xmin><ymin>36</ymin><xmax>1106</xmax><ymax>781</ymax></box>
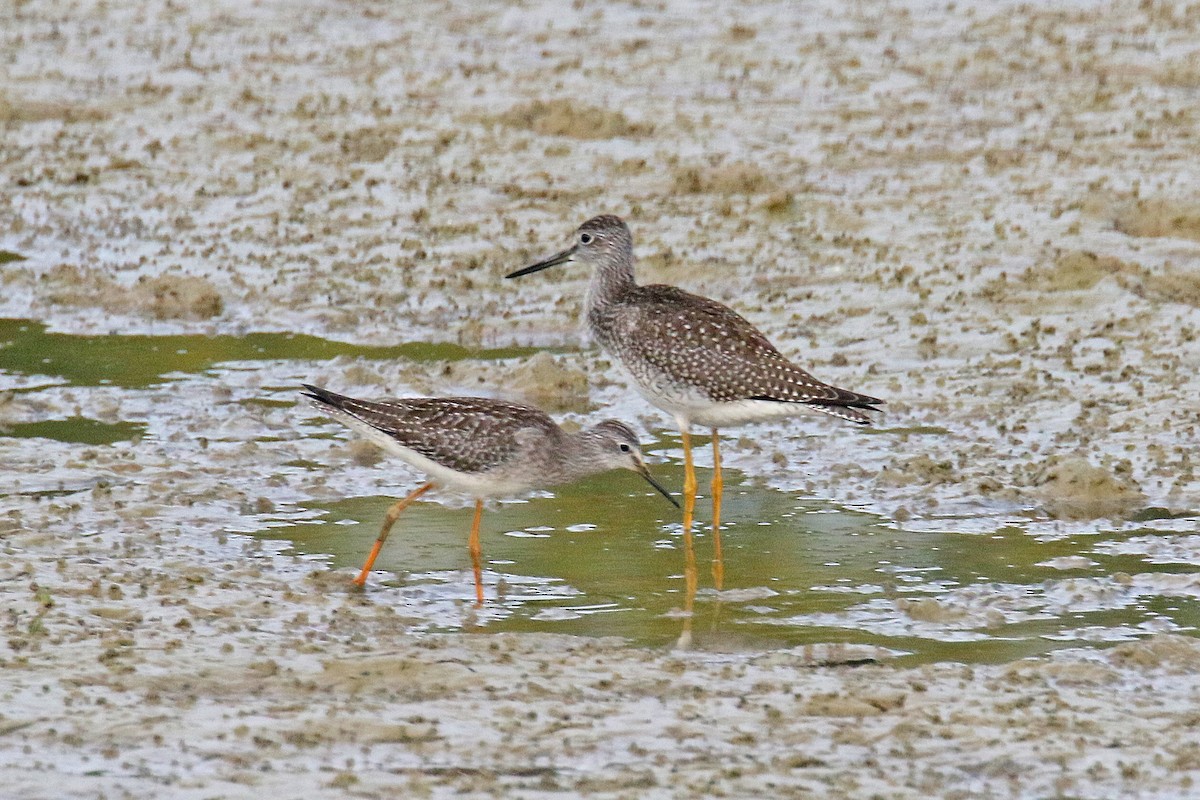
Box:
<box><xmin>507</xmin><ymin>215</ymin><xmax>883</xmax><ymax>588</ymax></box>
<box><xmin>301</xmin><ymin>384</ymin><xmax>677</xmax><ymax>605</ymax></box>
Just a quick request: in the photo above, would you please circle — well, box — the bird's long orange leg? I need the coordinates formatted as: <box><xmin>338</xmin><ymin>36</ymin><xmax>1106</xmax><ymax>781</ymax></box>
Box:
<box><xmin>710</xmin><ymin>428</ymin><xmax>724</xmax><ymax>591</ymax></box>
<box><xmin>675</xmin><ymin>427</ymin><xmax>698</xmax><ymax>649</ymax></box>
<box><xmin>353</xmin><ymin>482</ymin><xmax>434</xmax><ymax>587</ymax></box>
<box><xmin>468</xmin><ymin>498</ymin><xmax>485</xmax><ymax>607</ymax></box>
<box><xmin>681</xmin><ymin>428</ymin><xmax>698</xmax><ymax>610</ymax></box>
<box><xmin>681</xmin><ymin>429</ymin><xmax>696</xmax><ymax>537</ymax></box>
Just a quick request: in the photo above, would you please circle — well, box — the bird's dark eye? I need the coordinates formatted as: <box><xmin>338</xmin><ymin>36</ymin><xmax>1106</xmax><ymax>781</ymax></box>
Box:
<box><xmin>618</xmin><ymin>443</ymin><xmax>631</xmax><ymax>452</ymax></box>
<box><xmin>580</xmin><ymin>233</ymin><xmax>594</xmax><ymax>245</ymax></box>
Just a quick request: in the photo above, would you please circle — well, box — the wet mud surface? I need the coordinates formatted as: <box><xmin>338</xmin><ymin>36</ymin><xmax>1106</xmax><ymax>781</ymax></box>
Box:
<box><xmin>3</xmin><ymin>0</ymin><xmax>1200</xmax><ymax>797</ymax></box>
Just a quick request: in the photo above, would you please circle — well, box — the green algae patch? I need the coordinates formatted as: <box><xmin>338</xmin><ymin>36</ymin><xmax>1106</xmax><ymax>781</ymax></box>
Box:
<box><xmin>0</xmin><ymin>417</ymin><xmax>145</xmax><ymax>446</ymax></box>
<box><xmin>0</xmin><ymin>319</ymin><xmax>537</xmax><ymax>389</ymax></box>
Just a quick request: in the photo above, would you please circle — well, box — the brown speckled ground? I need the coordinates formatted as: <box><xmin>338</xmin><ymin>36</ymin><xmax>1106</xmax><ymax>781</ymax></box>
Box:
<box><xmin>3</xmin><ymin>1</ymin><xmax>1200</xmax><ymax>797</ymax></box>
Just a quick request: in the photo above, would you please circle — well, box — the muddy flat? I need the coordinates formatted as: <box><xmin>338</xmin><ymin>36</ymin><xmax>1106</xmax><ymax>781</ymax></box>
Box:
<box><xmin>3</xmin><ymin>1</ymin><xmax>1199</xmax><ymax>797</ymax></box>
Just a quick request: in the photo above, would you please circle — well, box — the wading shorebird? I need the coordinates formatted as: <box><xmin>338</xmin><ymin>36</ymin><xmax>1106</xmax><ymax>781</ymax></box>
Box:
<box><xmin>506</xmin><ymin>215</ymin><xmax>883</xmax><ymax>588</ymax></box>
<box><xmin>301</xmin><ymin>383</ymin><xmax>678</xmax><ymax>605</ymax></box>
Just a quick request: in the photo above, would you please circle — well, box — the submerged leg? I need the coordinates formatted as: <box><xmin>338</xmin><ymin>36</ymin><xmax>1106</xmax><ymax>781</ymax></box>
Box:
<box><xmin>681</xmin><ymin>427</ymin><xmax>697</xmax><ymax>608</ymax></box>
<box><xmin>673</xmin><ymin>427</ymin><xmax>699</xmax><ymax>650</ymax></box>
<box><xmin>353</xmin><ymin>482</ymin><xmax>435</xmax><ymax>587</ymax></box>
<box><xmin>681</xmin><ymin>428</ymin><xmax>696</xmax><ymax>539</ymax></box>
<box><xmin>468</xmin><ymin>498</ymin><xmax>485</xmax><ymax>606</ymax></box>
<box><xmin>711</xmin><ymin>428</ymin><xmax>724</xmax><ymax>590</ymax></box>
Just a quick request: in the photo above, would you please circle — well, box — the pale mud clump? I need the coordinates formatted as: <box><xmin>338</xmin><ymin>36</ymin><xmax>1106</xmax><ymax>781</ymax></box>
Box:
<box><xmin>304</xmin><ymin>354</ymin><xmax>590</xmax><ymax>414</ymax></box>
<box><xmin>134</xmin><ymin>275</ymin><xmax>225</xmax><ymax>320</ymax></box>
<box><xmin>1025</xmin><ymin>250</ymin><xmax>1131</xmax><ymax>292</ymax></box>
<box><xmin>0</xmin><ymin>89</ymin><xmax>108</xmax><ymax>123</ymax></box>
<box><xmin>725</xmin><ymin>23</ymin><xmax>758</xmax><ymax>43</ymax></box>
<box><xmin>1034</xmin><ymin>456</ymin><xmax>1146</xmax><ymax>521</ymax></box>
<box><xmin>443</xmin><ymin>352</ymin><xmax>591</xmax><ymax>413</ymax></box>
<box><xmin>46</xmin><ymin>265</ymin><xmax>224</xmax><ymax>320</ymax></box>
<box><xmin>325</xmin><ymin>360</ymin><xmax>391</xmax><ymax>391</ymax></box>
<box><xmin>1027</xmin><ymin>246</ymin><xmax>1200</xmax><ymax>308</ymax></box>
<box><xmin>1108</xmin><ymin>633</ymin><xmax>1200</xmax><ymax>672</ymax></box>
<box><xmin>1116</xmin><ymin>263</ymin><xmax>1200</xmax><ymax>308</ymax></box>
<box><xmin>1002</xmin><ymin>660</ymin><xmax>1120</xmax><ymax>688</ymax></box>
<box><xmin>636</xmin><ymin>247</ymin><xmax>734</xmax><ymax>286</ymax></box>
<box><xmin>494</xmin><ymin>99</ymin><xmax>651</xmax><ymax>139</ymax></box>
<box><xmin>346</xmin><ymin>438</ymin><xmax>385</xmax><ymax>467</ymax></box>
<box><xmin>1114</xmin><ymin>197</ymin><xmax>1200</xmax><ymax>243</ymax></box>
<box><xmin>670</xmin><ymin>161</ymin><xmax>777</xmax><ymax>195</ymax></box>
<box><xmin>503</xmin><ymin>351</ymin><xmax>591</xmax><ymax>413</ymax></box>
<box><xmin>877</xmin><ymin>454</ymin><xmax>955</xmax><ymax>487</ymax></box>
<box><xmin>801</xmin><ymin>692</ymin><xmax>893</xmax><ymax>718</ymax></box>
<box><xmin>897</xmin><ymin>597</ymin><xmax>967</xmax><ymax>623</ymax></box>
<box><xmin>339</xmin><ymin>126</ymin><xmax>400</xmax><ymax>163</ymax></box>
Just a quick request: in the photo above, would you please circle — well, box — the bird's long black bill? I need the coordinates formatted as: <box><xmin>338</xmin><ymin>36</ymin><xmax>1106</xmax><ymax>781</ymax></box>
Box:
<box><xmin>637</xmin><ymin>465</ymin><xmax>681</xmax><ymax>509</ymax></box>
<box><xmin>505</xmin><ymin>245</ymin><xmax>576</xmax><ymax>279</ymax></box>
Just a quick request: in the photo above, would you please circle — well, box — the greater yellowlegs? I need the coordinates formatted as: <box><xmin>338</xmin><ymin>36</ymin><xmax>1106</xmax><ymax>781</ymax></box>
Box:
<box><xmin>301</xmin><ymin>383</ymin><xmax>677</xmax><ymax>605</ymax></box>
<box><xmin>506</xmin><ymin>215</ymin><xmax>883</xmax><ymax>588</ymax></box>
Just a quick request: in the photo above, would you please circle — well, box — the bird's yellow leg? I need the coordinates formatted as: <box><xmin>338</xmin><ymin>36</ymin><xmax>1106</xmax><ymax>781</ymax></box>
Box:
<box><xmin>681</xmin><ymin>428</ymin><xmax>697</xmax><ymax>610</ymax></box>
<box><xmin>681</xmin><ymin>428</ymin><xmax>696</xmax><ymax>538</ymax></box>
<box><xmin>711</xmin><ymin>428</ymin><xmax>724</xmax><ymax>591</ymax></box>
<box><xmin>469</xmin><ymin>499</ymin><xmax>485</xmax><ymax>606</ymax></box>
<box><xmin>353</xmin><ymin>482</ymin><xmax>434</xmax><ymax>587</ymax></box>
<box><xmin>667</xmin><ymin>428</ymin><xmax>698</xmax><ymax>649</ymax></box>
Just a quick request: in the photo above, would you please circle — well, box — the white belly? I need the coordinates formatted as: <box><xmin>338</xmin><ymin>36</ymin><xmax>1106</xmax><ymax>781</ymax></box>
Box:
<box><xmin>629</xmin><ymin>380</ymin><xmax>812</xmax><ymax>430</ymax></box>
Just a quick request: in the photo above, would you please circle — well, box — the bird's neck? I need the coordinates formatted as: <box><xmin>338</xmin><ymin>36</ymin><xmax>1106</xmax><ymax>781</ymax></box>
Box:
<box><xmin>585</xmin><ymin>253</ymin><xmax>636</xmax><ymax>313</ymax></box>
<box><xmin>554</xmin><ymin>431</ymin><xmax>610</xmax><ymax>484</ymax></box>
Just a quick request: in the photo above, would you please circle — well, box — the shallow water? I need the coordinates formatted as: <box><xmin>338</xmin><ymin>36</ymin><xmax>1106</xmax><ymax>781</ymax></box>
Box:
<box><xmin>258</xmin><ymin>468</ymin><xmax>1200</xmax><ymax>664</ymax></box>
<box><xmin>4</xmin><ymin>319</ymin><xmax>1198</xmax><ymax>665</ymax></box>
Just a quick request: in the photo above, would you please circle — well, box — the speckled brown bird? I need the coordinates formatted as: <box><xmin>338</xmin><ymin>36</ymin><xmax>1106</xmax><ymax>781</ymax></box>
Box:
<box><xmin>507</xmin><ymin>215</ymin><xmax>883</xmax><ymax>588</ymax></box>
<box><xmin>301</xmin><ymin>384</ymin><xmax>677</xmax><ymax>604</ymax></box>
